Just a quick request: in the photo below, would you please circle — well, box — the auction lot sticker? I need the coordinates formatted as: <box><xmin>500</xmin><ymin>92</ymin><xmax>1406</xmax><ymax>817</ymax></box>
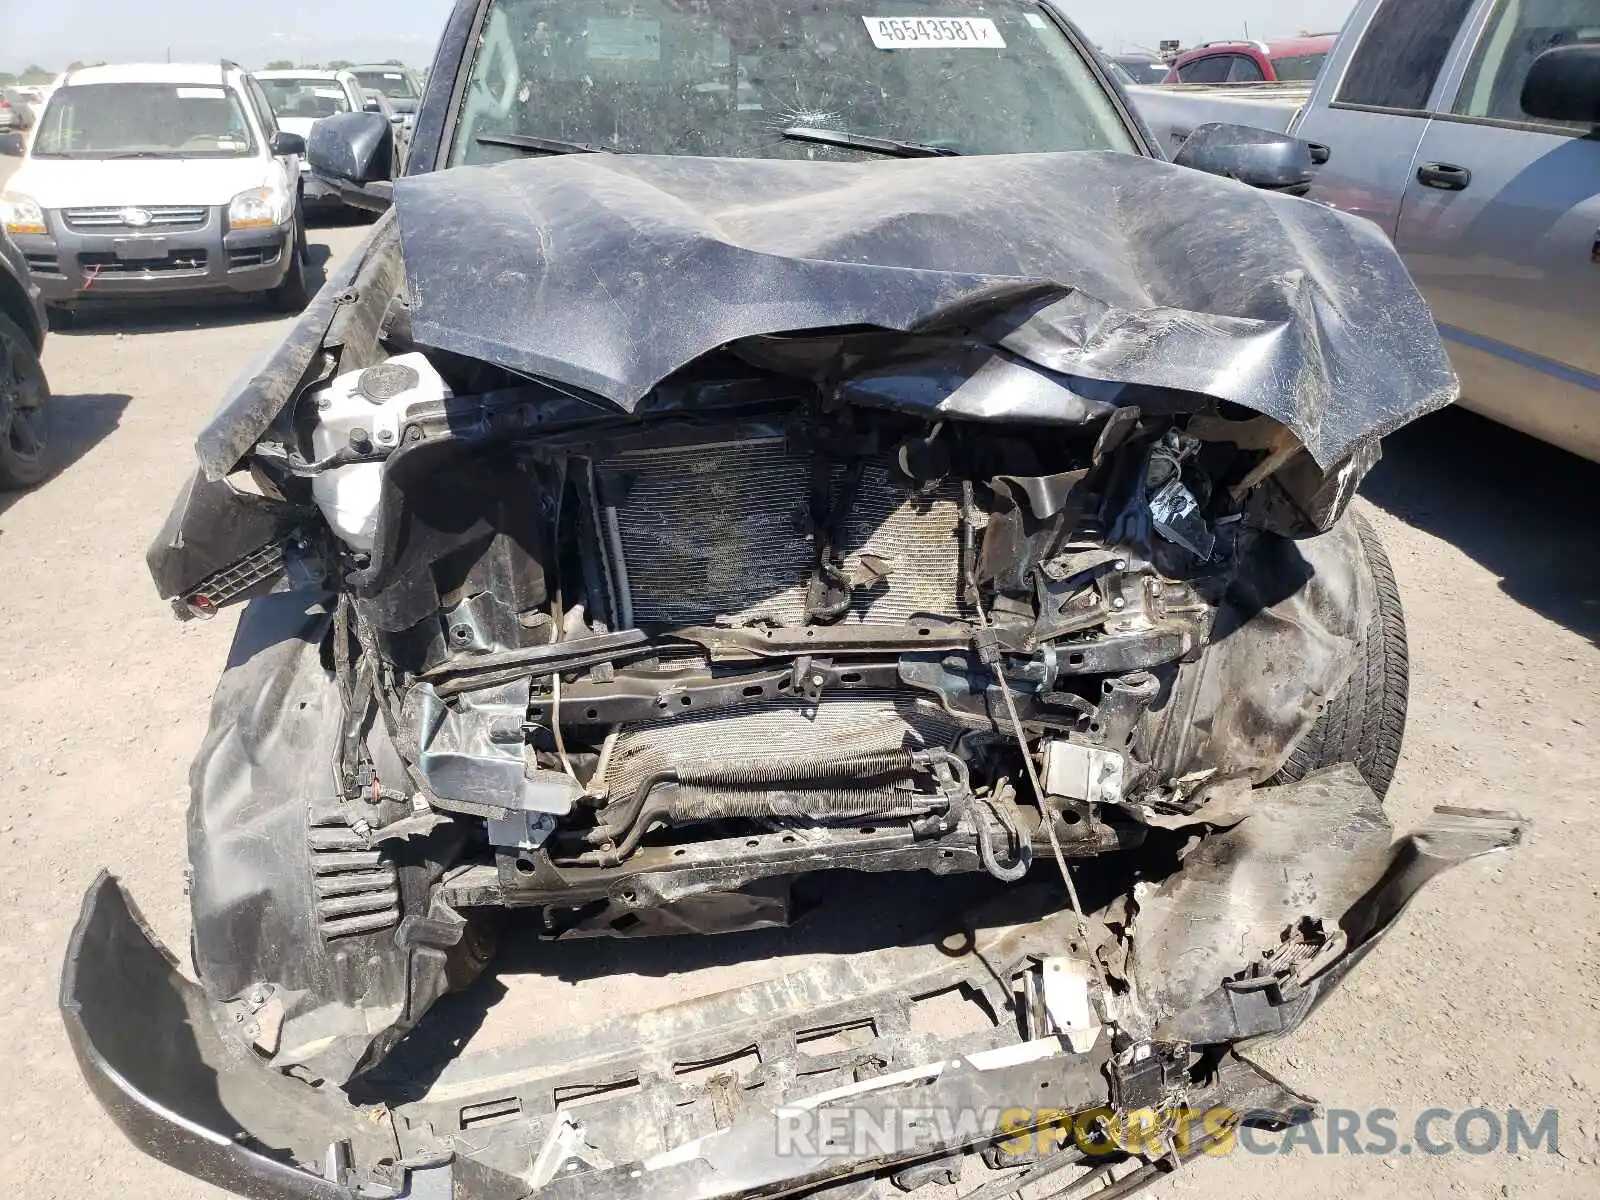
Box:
<box><xmin>864</xmin><ymin>16</ymin><xmax>1008</xmax><ymax>48</ymax></box>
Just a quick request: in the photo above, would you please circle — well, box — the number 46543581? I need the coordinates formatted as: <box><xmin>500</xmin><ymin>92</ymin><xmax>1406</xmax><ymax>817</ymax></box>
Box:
<box><xmin>863</xmin><ymin>16</ymin><xmax>1008</xmax><ymax>49</ymax></box>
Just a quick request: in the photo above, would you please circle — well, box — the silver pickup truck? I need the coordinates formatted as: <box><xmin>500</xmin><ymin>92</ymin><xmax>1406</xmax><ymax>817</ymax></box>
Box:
<box><xmin>1130</xmin><ymin>0</ymin><xmax>1600</xmax><ymax>463</ymax></box>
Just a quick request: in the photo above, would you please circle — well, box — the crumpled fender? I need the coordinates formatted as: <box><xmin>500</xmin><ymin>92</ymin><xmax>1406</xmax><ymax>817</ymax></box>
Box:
<box><xmin>1127</xmin><ymin>766</ymin><xmax>1524</xmax><ymax>1040</ymax></box>
<box><xmin>187</xmin><ymin>591</ymin><xmax>485</xmax><ymax>1087</ymax></box>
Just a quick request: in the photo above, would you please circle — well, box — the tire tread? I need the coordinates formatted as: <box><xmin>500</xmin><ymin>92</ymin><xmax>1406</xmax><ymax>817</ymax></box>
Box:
<box><xmin>1273</xmin><ymin>511</ymin><xmax>1409</xmax><ymax>799</ymax></box>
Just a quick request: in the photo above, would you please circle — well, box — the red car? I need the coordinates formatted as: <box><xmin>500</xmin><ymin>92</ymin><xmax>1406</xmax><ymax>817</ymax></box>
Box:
<box><xmin>1164</xmin><ymin>35</ymin><xmax>1337</xmax><ymax>84</ymax></box>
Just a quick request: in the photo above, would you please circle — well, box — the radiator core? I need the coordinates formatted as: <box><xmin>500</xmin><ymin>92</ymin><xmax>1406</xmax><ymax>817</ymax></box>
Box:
<box><xmin>598</xmin><ymin>437</ymin><xmax>974</xmax><ymax>629</ymax></box>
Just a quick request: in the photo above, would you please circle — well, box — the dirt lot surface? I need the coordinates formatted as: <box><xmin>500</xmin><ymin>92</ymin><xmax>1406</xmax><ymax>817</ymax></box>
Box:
<box><xmin>1</xmin><ymin>154</ymin><xmax>1596</xmax><ymax>1200</ymax></box>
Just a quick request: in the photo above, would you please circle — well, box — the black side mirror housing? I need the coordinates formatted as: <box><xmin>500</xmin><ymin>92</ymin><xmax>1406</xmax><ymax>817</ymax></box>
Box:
<box><xmin>268</xmin><ymin>130</ymin><xmax>306</xmax><ymax>157</ymax></box>
<box><xmin>1173</xmin><ymin>122</ymin><xmax>1317</xmax><ymax>196</ymax></box>
<box><xmin>308</xmin><ymin>111</ymin><xmax>395</xmax><ymax>186</ymax></box>
<box><xmin>1522</xmin><ymin>43</ymin><xmax>1600</xmax><ymax>125</ymax></box>
<box><xmin>307</xmin><ymin>111</ymin><xmax>396</xmax><ymax>212</ymax></box>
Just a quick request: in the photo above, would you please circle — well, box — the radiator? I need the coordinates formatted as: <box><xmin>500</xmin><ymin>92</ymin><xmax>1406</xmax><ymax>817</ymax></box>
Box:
<box><xmin>598</xmin><ymin>437</ymin><xmax>975</xmax><ymax>628</ymax></box>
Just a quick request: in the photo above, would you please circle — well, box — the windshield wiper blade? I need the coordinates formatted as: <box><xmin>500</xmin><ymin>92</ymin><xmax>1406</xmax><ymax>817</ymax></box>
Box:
<box><xmin>781</xmin><ymin>126</ymin><xmax>960</xmax><ymax>159</ymax></box>
<box><xmin>476</xmin><ymin>132</ymin><xmax>613</xmax><ymax>156</ymax></box>
<box><xmin>102</xmin><ymin>151</ymin><xmax>171</xmax><ymax>160</ymax></box>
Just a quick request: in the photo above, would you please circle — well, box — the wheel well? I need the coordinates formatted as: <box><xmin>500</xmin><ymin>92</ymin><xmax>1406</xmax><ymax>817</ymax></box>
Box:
<box><xmin>0</xmin><ymin>269</ymin><xmax>44</xmax><ymax>353</ymax></box>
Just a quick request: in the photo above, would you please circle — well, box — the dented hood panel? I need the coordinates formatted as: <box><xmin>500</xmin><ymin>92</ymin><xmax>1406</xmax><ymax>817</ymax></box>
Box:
<box><xmin>394</xmin><ymin>152</ymin><xmax>1458</xmax><ymax>469</ymax></box>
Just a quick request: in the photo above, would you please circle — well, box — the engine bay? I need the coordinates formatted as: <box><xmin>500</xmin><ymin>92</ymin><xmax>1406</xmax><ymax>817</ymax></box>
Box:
<box><xmin>270</xmin><ymin>345</ymin><xmax>1360</xmax><ymax>939</ymax></box>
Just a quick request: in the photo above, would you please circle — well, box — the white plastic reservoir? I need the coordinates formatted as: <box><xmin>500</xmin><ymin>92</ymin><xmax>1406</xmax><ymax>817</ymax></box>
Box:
<box><xmin>309</xmin><ymin>352</ymin><xmax>450</xmax><ymax>552</ymax></box>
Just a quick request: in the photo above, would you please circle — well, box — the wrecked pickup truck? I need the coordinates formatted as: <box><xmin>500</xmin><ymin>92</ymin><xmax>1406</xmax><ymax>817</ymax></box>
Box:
<box><xmin>63</xmin><ymin>2</ymin><xmax>1522</xmax><ymax>1199</ymax></box>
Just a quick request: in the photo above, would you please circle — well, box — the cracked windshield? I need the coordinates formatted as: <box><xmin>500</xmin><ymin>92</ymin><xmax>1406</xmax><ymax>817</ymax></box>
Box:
<box><xmin>453</xmin><ymin>0</ymin><xmax>1136</xmax><ymax>163</ymax></box>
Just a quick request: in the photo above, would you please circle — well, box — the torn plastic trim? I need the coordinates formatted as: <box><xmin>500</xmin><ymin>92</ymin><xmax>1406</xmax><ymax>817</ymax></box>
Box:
<box><xmin>63</xmin><ymin>874</ymin><xmax>1269</xmax><ymax>1200</ymax></box>
<box><xmin>146</xmin><ymin>469</ymin><xmax>321</xmax><ymax>611</ymax></box>
<box><xmin>194</xmin><ymin>214</ymin><xmax>404</xmax><ymax>483</ymax></box>
<box><xmin>1126</xmin><ymin>767</ymin><xmax>1525</xmax><ymax>1042</ymax></box>
<box><xmin>59</xmin><ymin>874</ymin><xmax>391</xmax><ymax>1200</ymax></box>
<box><xmin>64</xmin><ymin>773</ymin><xmax>1524</xmax><ymax>1200</ymax></box>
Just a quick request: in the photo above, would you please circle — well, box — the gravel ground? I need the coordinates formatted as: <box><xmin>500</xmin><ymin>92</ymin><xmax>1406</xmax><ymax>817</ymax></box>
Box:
<box><xmin>1</xmin><ymin>155</ymin><xmax>1596</xmax><ymax>1200</ymax></box>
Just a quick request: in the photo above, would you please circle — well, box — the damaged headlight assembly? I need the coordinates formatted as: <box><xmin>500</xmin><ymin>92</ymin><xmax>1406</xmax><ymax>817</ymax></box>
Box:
<box><xmin>65</xmin><ymin>116</ymin><xmax>1522</xmax><ymax>1200</ymax></box>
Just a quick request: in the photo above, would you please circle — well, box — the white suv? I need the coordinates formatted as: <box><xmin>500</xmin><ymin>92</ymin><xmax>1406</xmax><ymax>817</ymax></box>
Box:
<box><xmin>0</xmin><ymin>62</ymin><xmax>311</xmax><ymax>320</ymax></box>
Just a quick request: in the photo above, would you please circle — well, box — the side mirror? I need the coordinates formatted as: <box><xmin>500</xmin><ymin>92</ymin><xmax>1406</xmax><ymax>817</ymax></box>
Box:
<box><xmin>309</xmin><ymin>111</ymin><xmax>393</xmax><ymax>185</ymax></box>
<box><xmin>1522</xmin><ymin>43</ymin><xmax>1600</xmax><ymax>125</ymax></box>
<box><xmin>268</xmin><ymin>130</ymin><xmax>306</xmax><ymax>157</ymax></box>
<box><xmin>308</xmin><ymin>111</ymin><xmax>396</xmax><ymax>212</ymax></box>
<box><xmin>1173</xmin><ymin>122</ymin><xmax>1317</xmax><ymax>195</ymax></box>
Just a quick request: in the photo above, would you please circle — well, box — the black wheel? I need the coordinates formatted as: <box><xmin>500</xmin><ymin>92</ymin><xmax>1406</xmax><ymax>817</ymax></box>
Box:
<box><xmin>0</xmin><ymin>312</ymin><xmax>51</xmax><ymax>491</ymax></box>
<box><xmin>267</xmin><ymin>213</ymin><xmax>311</xmax><ymax>312</ymax></box>
<box><xmin>1273</xmin><ymin>510</ymin><xmax>1409</xmax><ymax>799</ymax></box>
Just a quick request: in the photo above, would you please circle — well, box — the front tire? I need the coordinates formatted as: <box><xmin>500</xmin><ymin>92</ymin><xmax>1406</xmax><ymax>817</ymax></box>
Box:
<box><xmin>1272</xmin><ymin>510</ymin><xmax>1409</xmax><ymax>799</ymax></box>
<box><xmin>266</xmin><ymin>213</ymin><xmax>311</xmax><ymax>313</ymax></box>
<box><xmin>0</xmin><ymin>312</ymin><xmax>51</xmax><ymax>491</ymax></box>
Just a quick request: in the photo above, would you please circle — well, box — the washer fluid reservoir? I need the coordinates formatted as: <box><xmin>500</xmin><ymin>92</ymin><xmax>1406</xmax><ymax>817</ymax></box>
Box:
<box><xmin>308</xmin><ymin>352</ymin><xmax>449</xmax><ymax>552</ymax></box>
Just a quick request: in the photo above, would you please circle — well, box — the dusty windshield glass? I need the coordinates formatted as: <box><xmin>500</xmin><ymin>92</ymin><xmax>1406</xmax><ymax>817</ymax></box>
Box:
<box><xmin>33</xmin><ymin>83</ymin><xmax>256</xmax><ymax>158</ymax></box>
<box><xmin>452</xmin><ymin>0</ymin><xmax>1134</xmax><ymax>165</ymax></box>
<box><xmin>356</xmin><ymin>70</ymin><xmax>419</xmax><ymax>99</ymax></box>
<box><xmin>260</xmin><ymin>77</ymin><xmax>353</xmax><ymax>118</ymax></box>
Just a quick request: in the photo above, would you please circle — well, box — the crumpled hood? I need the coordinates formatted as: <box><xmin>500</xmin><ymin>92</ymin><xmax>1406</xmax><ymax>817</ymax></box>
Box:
<box><xmin>392</xmin><ymin>151</ymin><xmax>1458</xmax><ymax>470</ymax></box>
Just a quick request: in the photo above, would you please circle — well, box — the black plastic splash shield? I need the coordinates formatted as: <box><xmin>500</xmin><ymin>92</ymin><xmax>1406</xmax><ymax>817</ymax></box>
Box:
<box><xmin>392</xmin><ymin>152</ymin><xmax>1458</xmax><ymax>470</ymax></box>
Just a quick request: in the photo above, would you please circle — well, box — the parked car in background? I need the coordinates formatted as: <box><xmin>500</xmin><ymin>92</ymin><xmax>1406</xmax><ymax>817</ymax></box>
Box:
<box><xmin>351</xmin><ymin>63</ymin><xmax>423</xmax><ymax>131</ymax></box>
<box><xmin>257</xmin><ymin>69</ymin><xmax>367</xmax><ymax>211</ymax></box>
<box><xmin>0</xmin><ymin>229</ymin><xmax>51</xmax><ymax>489</ymax></box>
<box><xmin>360</xmin><ymin>88</ymin><xmax>414</xmax><ymax>169</ymax></box>
<box><xmin>1131</xmin><ymin>0</ymin><xmax>1600</xmax><ymax>463</ymax></box>
<box><xmin>14</xmin><ymin>85</ymin><xmax>54</xmax><ymax>123</ymax></box>
<box><xmin>1</xmin><ymin>88</ymin><xmax>39</xmax><ymax>154</ymax></box>
<box><xmin>0</xmin><ymin>62</ymin><xmax>312</xmax><ymax>321</ymax></box>
<box><xmin>1165</xmin><ymin>35</ymin><xmax>1337</xmax><ymax>83</ymax></box>
<box><xmin>1</xmin><ymin>89</ymin><xmax>38</xmax><ymax>136</ymax></box>
<box><xmin>1110</xmin><ymin>53</ymin><xmax>1172</xmax><ymax>84</ymax></box>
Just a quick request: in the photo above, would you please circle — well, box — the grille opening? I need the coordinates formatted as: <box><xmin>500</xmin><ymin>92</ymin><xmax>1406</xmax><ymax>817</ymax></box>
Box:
<box><xmin>908</xmin><ymin>983</ymin><xmax>999</xmax><ymax>1038</ymax></box>
<box><xmin>673</xmin><ymin>1047</ymin><xmax>760</xmax><ymax>1087</ymax></box>
<box><xmin>228</xmin><ymin>245</ymin><xmax>283</xmax><ymax>271</ymax></box>
<box><xmin>24</xmin><ymin>254</ymin><xmax>61</xmax><ymax>276</ymax></box>
<box><xmin>797</xmin><ymin>1020</ymin><xmax>877</xmax><ymax>1057</ymax></box>
<box><xmin>459</xmin><ymin>1097</ymin><xmax>522</xmax><ymax>1129</ymax></box>
<box><xmin>553</xmin><ymin>1077</ymin><xmax>642</xmax><ymax>1109</ymax></box>
<box><xmin>63</xmin><ymin>205</ymin><xmax>208</xmax><ymax>232</ymax></box>
<box><xmin>79</xmin><ymin>249</ymin><xmax>207</xmax><ymax>275</ymax></box>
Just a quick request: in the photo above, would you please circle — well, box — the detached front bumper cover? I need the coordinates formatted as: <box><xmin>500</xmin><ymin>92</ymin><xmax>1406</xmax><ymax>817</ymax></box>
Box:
<box><xmin>63</xmin><ymin>778</ymin><xmax>1522</xmax><ymax>1200</ymax></box>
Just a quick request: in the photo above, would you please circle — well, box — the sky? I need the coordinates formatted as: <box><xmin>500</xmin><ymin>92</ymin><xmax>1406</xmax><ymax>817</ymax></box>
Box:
<box><xmin>0</xmin><ymin>0</ymin><xmax>1358</xmax><ymax>73</ymax></box>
